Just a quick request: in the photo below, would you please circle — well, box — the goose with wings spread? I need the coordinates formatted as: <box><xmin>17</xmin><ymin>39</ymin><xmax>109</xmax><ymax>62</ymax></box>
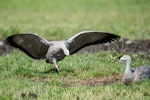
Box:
<box><xmin>5</xmin><ymin>31</ymin><xmax>120</xmax><ymax>73</ymax></box>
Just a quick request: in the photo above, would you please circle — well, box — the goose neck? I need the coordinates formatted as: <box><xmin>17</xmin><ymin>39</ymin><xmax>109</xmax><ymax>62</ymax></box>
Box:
<box><xmin>125</xmin><ymin>59</ymin><xmax>131</xmax><ymax>74</ymax></box>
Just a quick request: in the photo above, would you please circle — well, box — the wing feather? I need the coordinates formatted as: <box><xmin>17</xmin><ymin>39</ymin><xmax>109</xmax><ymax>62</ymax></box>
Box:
<box><xmin>66</xmin><ymin>31</ymin><xmax>120</xmax><ymax>54</ymax></box>
<box><xmin>5</xmin><ymin>33</ymin><xmax>49</xmax><ymax>59</ymax></box>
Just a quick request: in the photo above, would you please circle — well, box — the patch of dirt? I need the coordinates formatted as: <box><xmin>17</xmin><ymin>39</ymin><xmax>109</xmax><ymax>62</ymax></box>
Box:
<box><xmin>30</xmin><ymin>74</ymin><xmax>122</xmax><ymax>87</ymax></box>
<box><xmin>62</xmin><ymin>75</ymin><xmax>122</xmax><ymax>87</ymax></box>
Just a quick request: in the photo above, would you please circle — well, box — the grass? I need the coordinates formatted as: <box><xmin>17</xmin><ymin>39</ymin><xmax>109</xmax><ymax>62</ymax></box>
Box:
<box><xmin>0</xmin><ymin>51</ymin><xmax>150</xmax><ymax>99</ymax></box>
<box><xmin>0</xmin><ymin>0</ymin><xmax>150</xmax><ymax>99</ymax></box>
<box><xmin>0</xmin><ymin>0</ymin><xmax>150</xmax><ymax>40</ymax></box>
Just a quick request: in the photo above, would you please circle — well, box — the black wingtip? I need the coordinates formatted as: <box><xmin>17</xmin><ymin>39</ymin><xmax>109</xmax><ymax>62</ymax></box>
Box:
<box><xmin>109</xmin><ymin>33</ymin><xmax>120</xmax><ymax>39</ymax></box>
<box><xmin>115</xmin><ymin>34</ymin><xmax>120</xmax><ymax>40</ymax></box>
<box><xmin>104</xmin><ymin>33</ymin><xmax>121</xmax><ymax>43</ymax></box>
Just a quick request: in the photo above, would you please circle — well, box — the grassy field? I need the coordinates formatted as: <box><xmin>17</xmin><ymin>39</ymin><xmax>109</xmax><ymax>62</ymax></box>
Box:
<box><xmin>0</xmin><ymin>0</ymin><xmax>150</xmax><ymax>99</ymax></box>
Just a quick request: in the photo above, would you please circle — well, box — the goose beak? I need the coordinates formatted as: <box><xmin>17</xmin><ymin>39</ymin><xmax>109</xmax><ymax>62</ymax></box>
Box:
<box><xmin>119</xmin><ymin>57</ymin><xmax>124</xmax><ymax>63</ymax></box>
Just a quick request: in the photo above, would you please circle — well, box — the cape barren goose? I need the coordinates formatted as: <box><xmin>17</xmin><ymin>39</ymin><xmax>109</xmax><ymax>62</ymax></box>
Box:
<box><xmin>5</xmin><ymin>31</ymin><xmax>120</xmax><ymax>73</ymax></box>
<box><xmin>120</xmin><ymin>55</ymin><xmax>150</xmax><ymax>85</ymax></box>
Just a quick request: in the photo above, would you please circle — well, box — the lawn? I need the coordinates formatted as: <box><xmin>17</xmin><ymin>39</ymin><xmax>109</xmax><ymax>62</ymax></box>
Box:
<box><xmin>0</xmin><ymin>0</ymin><xmax>150</xmax><ymax>99</ymax></box>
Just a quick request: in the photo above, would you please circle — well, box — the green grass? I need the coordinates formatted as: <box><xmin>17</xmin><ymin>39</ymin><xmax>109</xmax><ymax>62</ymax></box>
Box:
<box><xmin>0</xmin><ymin>0</ymin><xmax>150</xmax><ymax>40</ymax></box>
<box><xmin>0</xmin><ymin>0</ymin><xmax>150</xmax><ymax>99</ymax></box>
<box><xmin>0</xmin><ymin>51</ymin><xmax>150</xmax><ymax>99</ymax></box>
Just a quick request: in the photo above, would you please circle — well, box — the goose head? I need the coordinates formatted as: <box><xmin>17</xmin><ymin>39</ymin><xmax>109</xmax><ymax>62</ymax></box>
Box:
<box><xmin>120</xmin><ymin>55</ymin><xmax>131</xmax><ymax>61</ymax></box>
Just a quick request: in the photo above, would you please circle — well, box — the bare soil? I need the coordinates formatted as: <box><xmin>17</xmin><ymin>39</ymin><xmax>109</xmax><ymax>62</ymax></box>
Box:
<box><xmin>78</xmin><ymin>39</ymin><xmax>150</xmax><ymax>55</ymax></box>
<box><xmin>32</xmin><ymin>74</ymin><xmax>122</xmax><ymax>87</ymax></box>
<box><xmin>62</xmin><ymin>75</ymin><xmax>122</xmax><ymax>87</ymax></box>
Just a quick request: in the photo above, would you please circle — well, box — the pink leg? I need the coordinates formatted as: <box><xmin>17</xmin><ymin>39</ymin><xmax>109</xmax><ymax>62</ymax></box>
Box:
<box><xmin>53</xmin><ymin>59</ymin><xmax>59</xmax><ymax>73</ymax></box>
<box><xmin>55</xmin><ymin>63</ymin><xmax>59</xmax><ymax>73</ymax></box>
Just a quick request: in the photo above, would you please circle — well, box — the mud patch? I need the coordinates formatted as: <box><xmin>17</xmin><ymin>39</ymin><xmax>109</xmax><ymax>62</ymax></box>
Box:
<box><xmin>62</xmin><ymin>75</ymin><xmax>122</xmax><ymax>87</ymax></box>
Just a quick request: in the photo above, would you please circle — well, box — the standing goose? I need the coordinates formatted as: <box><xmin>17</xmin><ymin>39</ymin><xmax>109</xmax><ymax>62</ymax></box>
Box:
<box><xmin>5</xmin><ymin>31</ymin><xmax>120</xmax><ymax>73</ymax></box>
<box><xmin>120</xmin><ymin>55</ymin><xmax>150</xmax><ymax>85</ymax></box>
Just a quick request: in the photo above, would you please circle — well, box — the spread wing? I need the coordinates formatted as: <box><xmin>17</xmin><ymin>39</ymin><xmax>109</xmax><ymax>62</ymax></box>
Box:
<box><xmin>5</xmin><ymin>33</ymin><xmax>50</xmax><ymax>59</ymax></box>
<box><xmin>66</xmin><ymin>31</ymin><xmax>120</xmax><ymax>54</ymax></box>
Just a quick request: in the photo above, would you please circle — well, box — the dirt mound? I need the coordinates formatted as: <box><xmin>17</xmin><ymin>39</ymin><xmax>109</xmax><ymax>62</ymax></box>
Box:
<box><xmin>0</xmin><ymin>42</ymin><xmax>14</xmax><ymax>56</ymax></box>
<box><xmin>78</xmin><ymin>39</ymin><xmax>150</xmax><ymax>55</ymax></box>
